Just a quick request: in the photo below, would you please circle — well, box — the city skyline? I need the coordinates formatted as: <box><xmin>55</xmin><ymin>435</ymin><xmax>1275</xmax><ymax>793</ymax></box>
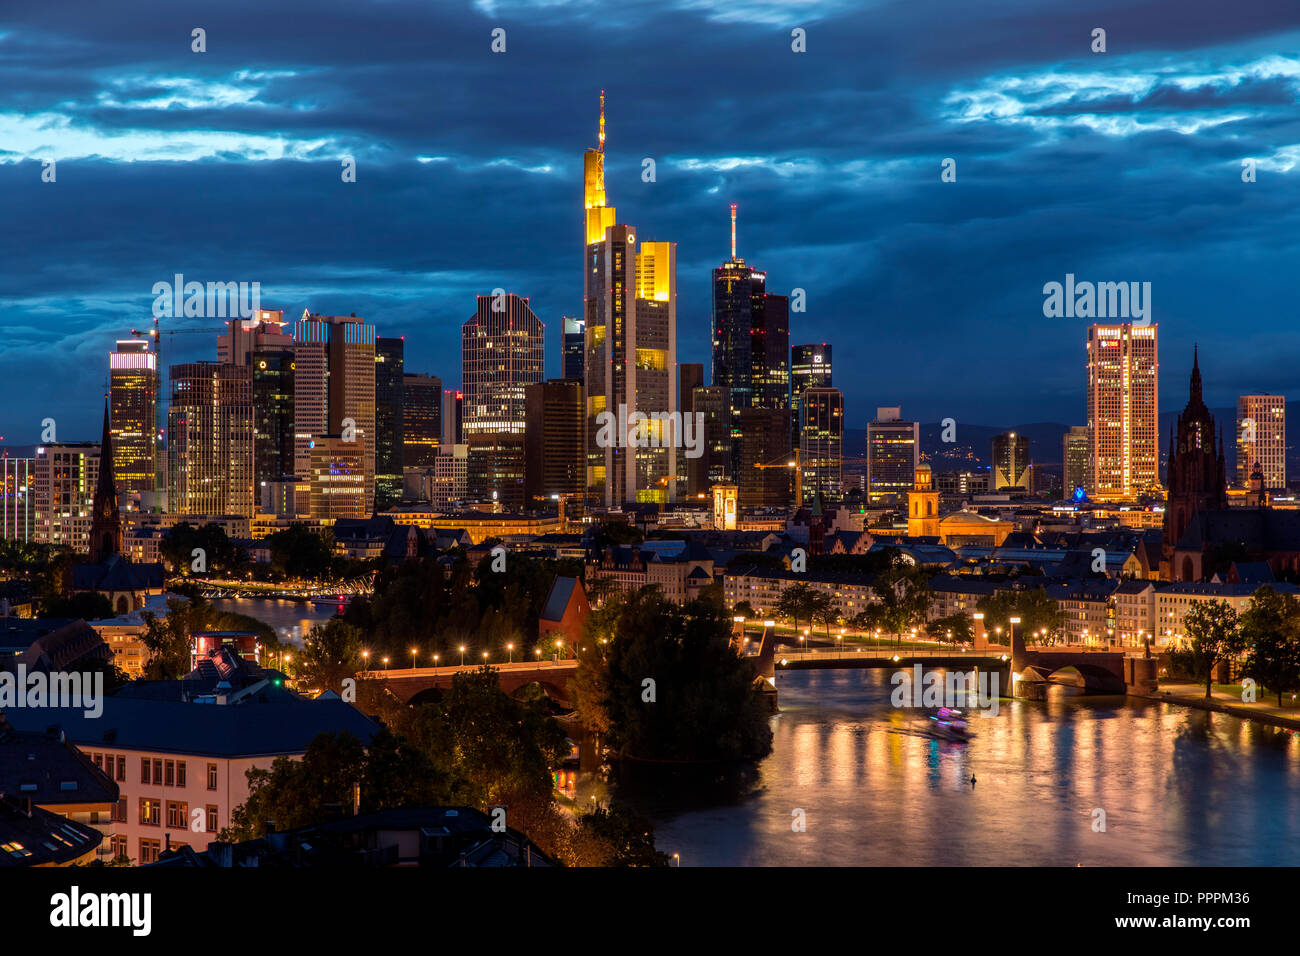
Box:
<box><xmin>3</xmin><ymin>0</ymin><xmax>1300</xmax><ymax>442</ymax></box>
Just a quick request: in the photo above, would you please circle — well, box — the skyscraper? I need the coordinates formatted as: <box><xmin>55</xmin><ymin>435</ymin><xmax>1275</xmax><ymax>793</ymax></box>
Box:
<box><xmin>738</xmin><ymin>408</ymin><xmax>793</xmax><ymax>510</ymax></box>
<box><xmin>791</xmin><ymin>344</ymin><xmax>832</xmax><ymax>448</ymax></box>
<box><xmin>991</xmin><ymin>432</ymin><xmax>1030</xmax><ymax>492</ymax></box>
<box><xmin>292</xmin><ymin>312</ymin><xmax>376</xmax><ymax>514</ymax></box>
<box><xmin>32</xmin><ymin>443</ymin><xmax>99</xmax><ymax>550</ymax></box>
<box><xmin>582</xmin><ymin>97</ymin><xmax>678</xmax><ymax>506</ymax></box>
<box><xmin>1</xmin><ymin>454</ymin><xmax>34</xmax><ymax>543</ymax></box>
<box><xmin>563</xmin><ymin>316</ymin><xmax>585</xmax><ymax>381</ymax></box>
<box><xmin>1086</xmin><ymin>323</ymin><xmax>1159</xmax><ymax>500</ymax></box>
<box><xmin>800</xmin><ymin>387</ymin><xmax>844</xmax><ymax>505</ymax></box>
<box><xmin>711</xmin><ymin>204</ymin><xmax>789</xmax><ymax>475</ymax></box>
<box><xmin>1063</xmin><ymin>425</ymin><xmax>1090</xmax><ymax>497</ymax></box>
<box><xmin>866</xmin><ymin>407</ymin><xmax>918</xmax><ymax>505</ymax></box>
<box><xmin>689</xmin><ymin>385</ymin><xmax>732</xmax><ymax>498</ymax></box>
<box><xmin>441</xmin><ymin>390</ymin><xmax>463</xmax><ymax>447</ymax></box>
<box><xmin>462</xmin><ymin>293</ymin><xmax>544</xmax><ymax>437</ymax></box>
<box><xmin>524</xmin><ymin>379</ymin><xmax>585</xmax><ymax>511</ymax></box>
<box><xmin>402</xmin><ymin>373</ymin><xmax>442</xmax><ymax>471</ymax></box>
<box><xmin>109</xmin><ymin>338</ymin><xmax>158</xmax><ymax>501</ymax></box>
<box><xmin>374</xmin><ymin>337</ymin><xmax>405</xmax><ymax>510</ymax></box>
<box><xmin>1236</xmin><ymin>394</ymin><xmax>1286</xmax><ymax>490</ymax></box>
<box><xmin>166</xmin><ymin>362</ymin><xmax>255</xmax><ymax>517</ymax></box>
<box><xmin>220</xmin><ymin>312</ymin><xmax>294</xmax><ymax>506</ymax></box>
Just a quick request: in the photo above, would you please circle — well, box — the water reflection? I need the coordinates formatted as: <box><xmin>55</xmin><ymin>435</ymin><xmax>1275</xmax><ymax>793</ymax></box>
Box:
<box><xmin>616</xmin><ymin>667</ymin><xmax>1300</xmax><ymax>866</ymax></box>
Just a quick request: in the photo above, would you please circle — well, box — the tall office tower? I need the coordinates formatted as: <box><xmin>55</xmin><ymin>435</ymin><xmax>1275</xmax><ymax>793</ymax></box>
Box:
<box><xmin>1086</xmin><ymin>323</ymin><xmax>1159</xmax><ymax>500</ymax></box>
<box><xmin>524</xmin><ymin>379</ymin><xmax>585</xmax><ymax>510</ymax></box>
<box><xmin>1236</xmin><ymin>394</ymin><xmax>1286</xmax><ymax>490</ymax></box>
<box><xmin>250</xmin><ymin>351</ymin><xmax>294</xmax><ymax>510</ymax></box>
<box><xmin>791</xmin><ymin>344</ymin><xmax>832</xmax><ymax>447</ymax></box>
<box><xmin>866</xmin><ymin>407</ymin><xmax>919</xmax><ymax>505</ymax></box>
<box><xmin>374</xmin><ymin>337</ymin><xmax>405</xmax><ymax>510</ymax></box>
<box><xmin>166</xmin><ymin>362</ymin><xmax>255</xmax><ymax>517</ymax></box>
<box><xmin>441</xmin><ymin>390</ymin><xmax>463</xmax><ymax>447</ymax></box>
<box><xmin>991</xmin><ymin>431</ymin><xmax>1031</xmax><ymax>492</ymax></box>
<box><xmin>217</xmin><ymin>310</ymin><xmax>289</xmax><ymax>364</ymax></box>
<box><xmin>689</xmin><ymin>385</ymin><xmax>732</xmax><ymax>497</ymax></box>
<box><xmin>679</xmin><ymin>364</ymin><xmax>704</xmax><ymax>488</ymax></box>
<box><xmin>1</xmin><ymin>454</ymin><xmax>34</xmax><ymax>542</ymax></box>
<box><xmin>800</xmin><ymin>387</ymin><xmax>844</xmax><ymax>505</ymax></box>
<box><xmin>109</xmin><ymin>339</ymin><xmax>158</xmax><ymax>501</ymax></box>
<box><xmin>738</xmin><ymin>408</ymin><xmax>793</xmax><ymax>509</ymax></box>
<box><xmin>220</xmin><ymin>312</ymin><xmax>294</xmax><ymax>504</ymax></box>
<box><xmin>402</xmin><ymin>374</ymin><xmax>442</xmax><ymax>472</ymax></box>
<box><xmin>711</xmin><ymin>204</ymin><xmax>790</xmax><ymax>473</ymax></box>
<box><xmin>466</xmin><ymin>435</ymin><xmax>526</xmax><ymax>510</ymax></box>
<box><xmin>1063</xmin><ymin>425</ymin><xmax>1090</xmax><ymax>496</ymax></box>
<box><xmin>309</xmin><ymin>437</ymin><xmax>367</xmax><ymax>520</ymax></box>
<box><xmin>563</xmin><ymin>316</ymin><xmax>586</xmax><ymax>381</ymax></box>
<box><xmin>292</xmin><ymin>312</ymin><xmax>376</xmax><ymax>513</ymax></box>
<box><xmin>33</xmin><ymin>443</ymin><xmax>99</xmax><ymax>550</ymax></box>
<box><xmin>462</xmin><ymin>293</ymin><xmax>544</xmax><ymax>436</ymax></box>
<box><xmin>582</xmin><ymin>96</ymin><xmax>678</xmax><ymax>507</ymax></box>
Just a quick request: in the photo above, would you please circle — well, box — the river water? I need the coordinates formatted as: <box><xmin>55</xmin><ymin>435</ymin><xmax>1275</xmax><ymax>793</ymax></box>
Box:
<box><xmin>208</xmin><ymin>597</ymin><xmax>342</xmax><ymax>647</ymax></box>
<box><xmin>613</xmin><ymin>667</ymin><xmax>1300</xmax><ymax>866</ymax></box>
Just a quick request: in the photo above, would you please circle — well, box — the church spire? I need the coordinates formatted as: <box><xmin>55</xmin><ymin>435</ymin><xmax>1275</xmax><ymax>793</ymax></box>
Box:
<box><xmin>1190</xmin><ymin>344</ymin><xmax>1202</xmax><ymax>404</ymax></box>
<box><xmin>89</xmin><ymin>398</ymin><xmax>121</xmax><ymax>563</ymax></box>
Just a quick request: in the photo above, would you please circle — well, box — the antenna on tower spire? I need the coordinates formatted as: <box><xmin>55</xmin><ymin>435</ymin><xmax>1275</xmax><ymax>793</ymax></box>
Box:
<box><xmin>599</xmin><ymin>89</ymin><xmax>605</xmax><ymax>151</ymax></box>
<box><xmin>730</xmin><ymin>203</ymin><xmax>737</xmax><ymax>259</ymax></box>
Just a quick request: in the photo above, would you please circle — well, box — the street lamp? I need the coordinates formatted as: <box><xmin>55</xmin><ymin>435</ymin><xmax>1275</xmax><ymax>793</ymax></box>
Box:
<box><xmin>381</xmin><ymin>656</ymin><xmax>390</xmax><ymax>670</ymax></box>
<box><xmin>433</xmin><ymin>653</ymin><xmax>440</xmax><ymax>669</ymax></box>
<box><xmin>507</xmin><ymin>642</ymin><xmax>514</xmax><ymax>663</ymax></box>
<box><xmin>410</xmin><ymin>647</ymin><xmax>418</xmax><ymax>670</ymax></box>
<box><xmin>458</xmin><ymin>645</ymin><xmax>466</xmax><ymax>666</ymax></box>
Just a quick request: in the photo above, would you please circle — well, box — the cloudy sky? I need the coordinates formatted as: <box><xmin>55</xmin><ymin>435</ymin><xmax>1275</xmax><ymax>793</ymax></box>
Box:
<box><xmin>1</xmin><ymin>0</ymin><xmax>1298</xmax><ymax>443</ymax></box>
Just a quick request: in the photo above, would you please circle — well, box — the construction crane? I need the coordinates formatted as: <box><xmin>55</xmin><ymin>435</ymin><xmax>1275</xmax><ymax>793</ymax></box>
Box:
<box><xmin>754</xmin><ymin>448</ymin><xmax>873</xmax><ymax>508</ymax></box>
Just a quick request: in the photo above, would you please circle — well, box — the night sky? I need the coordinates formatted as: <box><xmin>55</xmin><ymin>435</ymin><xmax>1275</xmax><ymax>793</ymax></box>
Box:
<box><xmin>2</xmin><ymin>0</ymin><xmax>1298</xmax><ymax>444</ymax></box>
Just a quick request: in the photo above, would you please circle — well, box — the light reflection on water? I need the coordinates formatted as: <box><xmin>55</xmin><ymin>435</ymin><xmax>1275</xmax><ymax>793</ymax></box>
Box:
<box><xmin>208</xmin><ymin>597</ymin><xmax>341</xmax><ymax>648</ymax></box>
<box><xmin>616</xmin><ymin>667</ymin><xmax>1300</xmax><ymax>866</ymax></box>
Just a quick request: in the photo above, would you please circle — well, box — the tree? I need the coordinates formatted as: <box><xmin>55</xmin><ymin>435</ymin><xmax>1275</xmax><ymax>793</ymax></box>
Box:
<box><xmin>1175</xmin><ymin>600</ymin><xmax>1245</xmax><ymax>699</ymax></box>
<box><xmin>809</xmin><ymin>590</ymin><xmax>838</xmax><ymax>640</ymax></box>
<box><xmin>39</xmin><ymin>591</ymin><xmax>112</xmax><ymax>620</ymax></box>
<box><xmin>267</xmin><ymin>524</ymin><xmax>334</xmax><ymax>581</ymax></box>
<box><xmin>296</xmin><ymin>618</ymin><xmax>364</xmax><ymax>695</ymax></box>
<box><xmin>732</xmin><ymin>600</ymin><xmax>756</xmax><ymax>620</ymax></box>
<box><xmin>926</xmin><ymin>611</ymin><xmax>973</xmax><ymax>645</ymax></box>
<box><xmin>573</xmin><ymin>589</ymin><xmax>773</xmax><ymax>762</ymax></box>
<box><xmin>869</xmin><ymin>563</ymin><xmax>933</xmax><ymax>644</ymax></box>
<box><xmin>160</xmin><ymin>522</ymin><xmax>242</xmax><ymax>576</ymax></box>
<box><xmin>776</xmin><ymin>582</ymin><xmax>818</xmax><ymax>633</ymax></box>
<box><xmin>569</xmin><ymin>805</ymin><xmax>669</xmax><ymax>867</ymax></box>
<box><xmin>1239</xmin><ymin>586</ymin><xmax>1300</xmax><ymax>707</ymax></box>
<box><xmin>975</xmin><ymin>587</ymin><xmax>1063</xmax><ymax>644</ymax></box>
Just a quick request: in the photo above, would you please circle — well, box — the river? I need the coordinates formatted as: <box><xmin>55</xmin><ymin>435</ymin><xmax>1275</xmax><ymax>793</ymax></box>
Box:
<box><xmin>208</xmin><ymin>597</ymin><xmax>343</xmax><ymax>648</ymax></box>
<box><xmin>612</xmin><ymin>667</ymin><xmax>1300</xmax><ymax>866</ymax></box>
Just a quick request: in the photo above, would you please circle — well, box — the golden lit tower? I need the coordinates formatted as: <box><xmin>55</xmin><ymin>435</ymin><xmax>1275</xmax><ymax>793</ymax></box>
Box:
<box><xmin>583</xmin><ymin>90</ymin><xmax>616</xmax><ymax>247</ymax></box>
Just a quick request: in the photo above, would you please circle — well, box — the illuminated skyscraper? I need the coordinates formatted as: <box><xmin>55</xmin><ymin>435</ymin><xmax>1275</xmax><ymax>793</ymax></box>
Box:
<box><xmin>374</xmin><ymin>337</ymin><xmax>405</xmax><ymax>510</ymax></box>
<box><xmin>800</xmin><ymin>387</ymin><xmax>843</xmax><ymax>505</ymax></box>
<box><xmin>991</xmin><ymin>432</ymin><xmax>1030</xmax><ymax>492</ymax></box>
<box><xmin>220</xmin><ymin>312</ymin><xmax>293</xmax><ymax>506</ymax></box>
<box><xmin>109</xmin><ymin>338</ymin><xmax>158</xmax><ymax>501</ymax></box>
<box><xmin>582</xmin><ymin>95</ymin><xmax>678</xmax><ymax>507</ymax></box>
<box><xmin>1063</xmin><ymin>425</ymin><xmax>1090</xmax><ymax>497</ymax></box>
<box><xmin>791</xmin><ymin>344</ymin><xmax>831</xmax><ymax>448</ymax></box>
<box><xmin>462</xmin><ymin>294</ymin><xmax>544</xmax><ymax>436</ymax></box>
<box><xmin>402</xmin><ymin>373</ymin><xmax>442</xmax><ymax>471</ymax></box>
<box><xmin>866</xmin><ymin>407</ymin><xmax>918</xmax><ymax>505</ymax></box>
<box><xmin>1</xmin><ymin>454</ymin><xmax>34</xmax><ymax>542</ymax></box>
<box><xmin>1236</xmin><ymin>394</ymin><xmax>1286</xmax><ymax>490</ymax></box>
<box><xmin>32</xmin><ymin>443</ymin><xmax>99</xmax><ymax>550</ymax></box>
<box><xmin>441</xmin><ymin>390</ymin><xmax>462</xmax><ymax>447</ymax></box>
<box><xmin>563</xmin><ymin>316</ymin><xmax>585</xmax><ymax>381</ymax></box>
<box><xmin>1086</xmin><ymin>323</ymin><xmax>1159</xmax><ymax>499</ymax></box>
<box><xmin>293</xmin><ymin>312</ymin><xmax>376</xmax><ymax>514</ymax></box>
<box><xmin>711</xmin><ymin>204</ymin><xmax>789</xmax><ymax>474</ymax></box>
<box><xmin>167</xmin><ymin>362</ymin><xmax>254</xmax><ymax>517</ymax></box>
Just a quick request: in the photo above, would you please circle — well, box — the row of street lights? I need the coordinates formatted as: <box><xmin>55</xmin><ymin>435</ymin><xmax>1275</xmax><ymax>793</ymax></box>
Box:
<box><xmin>360</xmin><ymin>638</ymin><xmax>577</xmax><ymax>671</ymax></box>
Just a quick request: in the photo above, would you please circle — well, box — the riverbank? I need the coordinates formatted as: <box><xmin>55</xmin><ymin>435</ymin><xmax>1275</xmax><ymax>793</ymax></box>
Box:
<box><xmin>1145</xmin><ymin>682</ymin><xmax>1300</xmax><ymax>733</ymax></box>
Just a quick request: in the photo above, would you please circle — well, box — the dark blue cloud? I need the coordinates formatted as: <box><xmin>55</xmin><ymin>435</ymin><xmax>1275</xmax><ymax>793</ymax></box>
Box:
<box><xmin>1</xmin><ymin>0</ymin><xmax>1299</xmax><ymax>444</ymax></box>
